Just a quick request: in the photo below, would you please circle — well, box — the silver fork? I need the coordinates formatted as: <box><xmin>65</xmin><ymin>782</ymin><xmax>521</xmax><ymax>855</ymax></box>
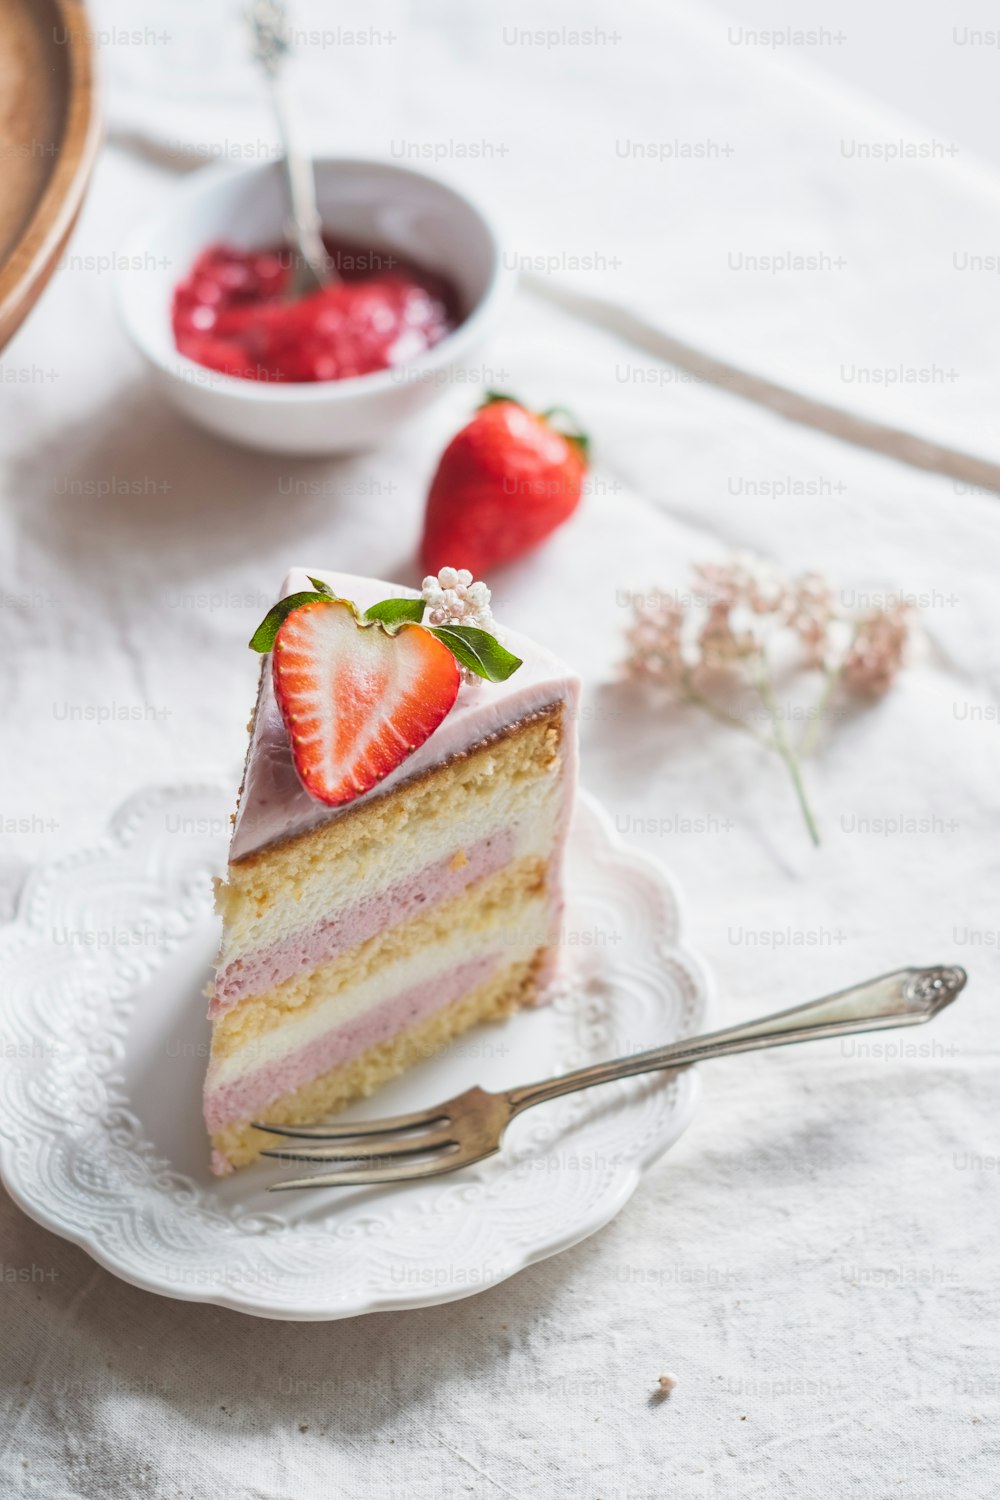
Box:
<box><xmin>254</xmin><ymin>964</ymin><xmax>966</xmax><ymax>1190</ymax></box>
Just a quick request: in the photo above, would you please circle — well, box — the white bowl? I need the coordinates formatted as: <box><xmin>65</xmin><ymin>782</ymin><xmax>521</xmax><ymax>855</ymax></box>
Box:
<box><xmin>118</xmin><ymin>157</ymin><xmax>511</xmax><ymax>455</ymax></box>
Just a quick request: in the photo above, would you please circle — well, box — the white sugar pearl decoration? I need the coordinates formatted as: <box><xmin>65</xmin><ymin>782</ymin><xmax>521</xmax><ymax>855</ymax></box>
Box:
<box><xmin>420</xmin><ymin>570</ymin><xmax>495</xmax><ymax>633</ymax></box>
<box><xmin>421</xmin><ymin>568</ymin><xmax>498</xmax><ymax>684</ymax></box>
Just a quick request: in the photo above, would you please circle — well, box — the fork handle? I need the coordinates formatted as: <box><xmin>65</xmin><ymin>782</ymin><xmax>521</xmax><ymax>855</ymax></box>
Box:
<box><xmin>505</xmin><ymin>964</ymin><xmax>966</xmax><ymax>1116</ymax></box>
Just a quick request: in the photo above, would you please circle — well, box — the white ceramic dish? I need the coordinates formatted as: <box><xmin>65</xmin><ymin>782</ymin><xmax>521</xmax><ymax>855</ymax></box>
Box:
<box><xmin>117</xmin><ymin>158</ymin><xmax>511</xmax><ymax>455</ymax></box>
<box><xmin>0</xmin><ymin>783</ymin><xmax>711</xmax><ymax>1321</ymax></box>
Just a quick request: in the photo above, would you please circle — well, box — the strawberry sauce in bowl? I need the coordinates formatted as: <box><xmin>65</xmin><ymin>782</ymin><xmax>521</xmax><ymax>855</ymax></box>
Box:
<box><xmin>171</xmin><ymin>237</ymin><xmax>459</xmax><ymax>384</ymax></box>
<box><xmin>118</xmin><ymin>157</ymin><xmax>510</xmax><ymax>454</ymax></box>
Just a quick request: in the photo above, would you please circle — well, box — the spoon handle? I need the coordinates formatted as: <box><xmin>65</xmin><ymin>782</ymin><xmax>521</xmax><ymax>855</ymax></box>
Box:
<box><xmin>247</xmin><ymin>0</ymin><xmax>333</xmax><ymax>294</ymax></box>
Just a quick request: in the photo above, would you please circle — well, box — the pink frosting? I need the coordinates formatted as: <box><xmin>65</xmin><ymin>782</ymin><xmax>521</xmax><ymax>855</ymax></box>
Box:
<box><xmin>229</xmin><ymin>570</ymin><xmax>581</xmax><ymax>862</ymax></box>
<box><xmin>204</xmin><ymin>952</ymin><xmax>499</xmax><ymax>1141</ymax></box>
<box><xmin>213</xmin><ymin>828</ymin><xmax>516</xmax><ymax>1014</ymax></box>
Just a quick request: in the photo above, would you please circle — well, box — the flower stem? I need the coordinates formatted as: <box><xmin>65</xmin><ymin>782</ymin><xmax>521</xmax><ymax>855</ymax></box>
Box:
<box><xmin>799</xmin><ymin>666</ymin><xmax>840</xmax><ymax>758</ymax></box>
<box><xmin>680</xmin><ymin>671</ymin><xmax>769</xmax><ymax>745</ymax></box>
<box><xmin>799</xmin><ymin>629</ymin><xmax>861</xmax><ymax>758</ymax></box>
<box><xmin>756</xmin><ymin>671</ymin><xmax>821</xmax><ymax>846</ymax></box>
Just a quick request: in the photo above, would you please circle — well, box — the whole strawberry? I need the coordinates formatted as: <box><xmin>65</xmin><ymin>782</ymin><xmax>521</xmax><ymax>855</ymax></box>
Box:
<box><xmin>420</xmin><ymin>394</ymin><xmax>589</xmax><ymax>577</ymax></box>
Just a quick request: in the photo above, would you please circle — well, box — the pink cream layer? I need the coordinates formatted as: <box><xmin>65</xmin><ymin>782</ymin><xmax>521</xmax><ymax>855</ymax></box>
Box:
<box><xmin>204</xmin><ymin>952</ymin><xmax>500</xmax><ymax>1146</ymax></box>
<box><xmin>213</xmin><ymin>828</ymin><xmax>517</xmax><ymax>1016</ymax></box>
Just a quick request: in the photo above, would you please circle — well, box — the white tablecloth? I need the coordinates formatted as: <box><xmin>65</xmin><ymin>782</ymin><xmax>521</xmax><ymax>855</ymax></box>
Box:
<box><xmin>2</xmin><ymin>3</ymin><xmax>998</xmax><ymax>1497</ymax></box>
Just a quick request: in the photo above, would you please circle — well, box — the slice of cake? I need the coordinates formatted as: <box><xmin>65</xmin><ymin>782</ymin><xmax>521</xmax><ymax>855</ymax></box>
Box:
<box><xmin>205</xmin><ymin>568</ymin><xmax>580</xmax><ymax>1173</ymax></box>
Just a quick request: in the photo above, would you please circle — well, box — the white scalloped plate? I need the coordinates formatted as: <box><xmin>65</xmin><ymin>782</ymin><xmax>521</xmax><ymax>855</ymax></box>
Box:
<box><xmin>0</xmin><ymin>785</ymin><xmax>712</xmax><ymax>1320</ymax></box>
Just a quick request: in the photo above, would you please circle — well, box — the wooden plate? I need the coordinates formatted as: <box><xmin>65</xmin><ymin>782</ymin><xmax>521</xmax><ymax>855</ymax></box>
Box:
<box><xmin>0</xmin><ymin>0</ymin><xmax>101</xmax><ymax>350</ymax></box>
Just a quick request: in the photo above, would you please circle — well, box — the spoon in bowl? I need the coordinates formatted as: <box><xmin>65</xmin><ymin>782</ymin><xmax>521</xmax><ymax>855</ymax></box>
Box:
<box><xmin>246</xmin><ymin>0</ymin><xmax>335</xmax><ymax>297</ymax></box>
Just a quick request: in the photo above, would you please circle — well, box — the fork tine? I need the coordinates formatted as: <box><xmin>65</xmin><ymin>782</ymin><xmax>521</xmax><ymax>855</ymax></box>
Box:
<box><xmin>267</xmin><ymin>1147</ymin><xmax>497</xmax><ymax>1191</ymax></box>
<box><xmin>251</xmin><ymin>1105</ymin><xmax>451</xmax><ymax>1141</ymax></box>
<box><xmin>259</xmin><ymin>1126</ymin><xmax>457</xmax><ymax>1163</ymax></box>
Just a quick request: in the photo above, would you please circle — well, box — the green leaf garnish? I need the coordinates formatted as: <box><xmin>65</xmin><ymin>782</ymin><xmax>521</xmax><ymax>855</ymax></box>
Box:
<box><xmin>364</xmin><ymin>597</ymin><xmax>426</xmax><ymax>628</ymax></box>
<box><xmin>429</xmin><ymin>625</ymin><xmax>523</xmax><ymax>682</ymax></box>
<box><xmin>249</xmin><ymin>591</ymin><xmax>330</xmax><ymax>652</ymax></box>
<box><xmin>250</xmin><ymin>588</ymin><xmax>522</xmax><ymax>685</ymax></box>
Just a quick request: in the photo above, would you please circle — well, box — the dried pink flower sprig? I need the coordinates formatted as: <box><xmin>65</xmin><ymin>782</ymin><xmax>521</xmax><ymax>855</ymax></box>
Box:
<box><xmin>622</xmin><ymin>556</ymin><xmax>915</xmax><ymax>844</ymax></box>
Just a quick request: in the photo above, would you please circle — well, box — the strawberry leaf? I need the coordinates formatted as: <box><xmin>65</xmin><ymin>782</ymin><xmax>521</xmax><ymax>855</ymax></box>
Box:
<box><xmin>307</xmin><ymin>576</ymin><xmax>338</xmax><ymax>597</ymax></box>
<box><xmin>364</xmin><ymin>597</ymin><xmax>426</xmax><ymax>628</ymax></box>
<box><xmin>479</xmin><ymin>390</ymin><xmax>522</xmax><ymax>409</ymax></box>
<box><xmin>540</xmin><ymin>405</ymin><xmax>590</xmax><ymax>463</ymax></box>
<box><xmin>249</xmin><ymin>592</ymin><xmax>329</xmax><ymax>652</ymax></box>
<box><xmin>429</xmin><ymin>625</ymin><xmax>522</xmax><ymax>682</ymax></box>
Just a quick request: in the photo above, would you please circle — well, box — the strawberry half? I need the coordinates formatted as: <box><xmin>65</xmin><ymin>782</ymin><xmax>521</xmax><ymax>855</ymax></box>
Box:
<box><xmin>272</xmin><ymin>599</ymin><xmax>460</xmax><ymax>806</ymax></box>
<box><xmin>420</xmin><ymin>395</ymin><xmax>589</xmax><ymax>577</ymax></box>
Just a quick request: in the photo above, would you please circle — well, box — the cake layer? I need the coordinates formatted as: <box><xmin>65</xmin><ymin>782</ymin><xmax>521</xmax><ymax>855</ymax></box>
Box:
<box><xmin>210</xmin><ymin>953</ymin><xmax>543</xmax><ymax>1173</ymax></box>
<box><xmin>216</xmin><ymin>705</ymin><xmax>567</xmax><ymax>972</ymax></box>
<box><xmin>210</xmin><ymin>857</ymin><xmax>552</xmax><ymax>1062</ymax></box>
<box><xmin>206</xmin><ymin>952</ymin><xmax>499</xmax><ymax>1133</ymax></box>
<box><xmin>212</xmin><ymin>827</ymin><xmax>515</xmax><ymax>1013</ymax></box>
<box><xmin>206</xmin><ymin>864</ymin><xmax>551</xmax><ymax>1098</ymax></box>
